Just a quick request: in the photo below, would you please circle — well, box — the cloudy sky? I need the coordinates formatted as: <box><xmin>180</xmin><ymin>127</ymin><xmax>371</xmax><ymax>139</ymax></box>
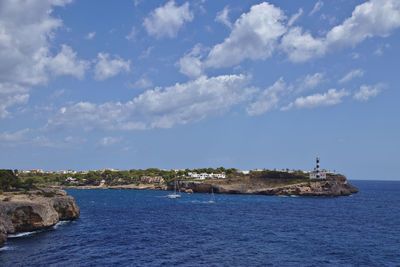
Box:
<box><xmin>1</xmin><ymin>0</ymin><xmax>399</xmax><ymax>180</ymax></box>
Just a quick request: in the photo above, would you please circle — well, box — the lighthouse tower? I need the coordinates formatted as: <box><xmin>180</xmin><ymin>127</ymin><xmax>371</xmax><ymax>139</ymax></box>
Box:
<box><xmin>315</xmin><ymin>157</ymin><xmax>320</xmax><ymax>178</ymax></box>
<box><xmin>310</xmin><ymin>156</ymin><xmax>326</xmax><ymax>179</ymax></box>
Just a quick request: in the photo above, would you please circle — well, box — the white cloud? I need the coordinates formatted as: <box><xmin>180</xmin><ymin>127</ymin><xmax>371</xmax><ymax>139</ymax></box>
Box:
<box><xmin>0</xmin><ymin>128</ymin><xmax>60</xmax><ymax>148</ymax></box>
<box><xmin>338</xmin><ymin>69</ymin><xmax>364</xmax><ymax>84</ymax></box>
<box><xmin>85</xmin><ymin>32</ymin><xmax>96</xmax><ymax>40</ymax></box>
<box><xmin>374</xmin><ymin>47</ymin><xmax>384</xmax><ymax>56</ymax></box>
<box><xmin>205</xmin><ymin>2</ymin><xmax>287</xmax><ymax>68</ymax></box>
<box><xmin>280</xmin><ymin>27</ymin><xmax>326</xmax><ymax>62</ymax></box>
<box><xmin>139</xmin><ymin>46</ymin><xmax>154</xmax><ymax>59</ymax></box>
<box><xmin>131</xmin><ymin>77</ymin><xmax>153</xmax><ymax>90</ymax></box>
<box><xmin>0</xmin><ymin>83</ymin><xmax>29</xmax><ymax>118</ymax></box>
<box><xmin>298</xmin><ymin>72</ymin><xmax>325</xmax><ymax>92</ymax></box>
<box><xmin>354</xmin><ymin>84</ymin><xmax>385</xmax><ymax>101</ymax></box>
<box><xmin>125</xmin><ymin>26</ymin><xmax>137</xmax><ymax>41</ymax></box>
<box><xmin>0</xmin><ymin>128</ymin><xmax>30</xmax><ymax>144</ymax></box>
<box><xmin>178</xmin><ymin>56</ymin><xmax>203</xmax><ymax>78</ymax></box>
<box><xmin>282</xmin><ymin>0</ymin><xmax>400</xmax><ymax>62</ymax></box>
<box><xmin>49</xmin><ymin>89</ymin><xmax>66</xmax><ymax>99</ymax></box>
<box><xmin>46</xmin><ymin>74</ymin><xmax>254</xmax><ymax>130</ymax></box>
<box><xmin>134</xmin><ymin>0</ymin><xmax>143</xmax><ymax>7</ymax></box>
<box><xmin>47</xmin><ymin>45</ymin><xmax>90</xmax><ymax>79</ymax></box>
<box><xmin>64</xmin><ymin>136</ymin><xmax>86</xmax><ymax>145</ymax></box>
<box><xmin>374</xmin><ymin>43</ymin><xmax>390</xmax><ymax>56</ymax></box>
<box><xmin>288</xmin><ymin>8</ymin><xmax>303</xmax><ymax>26</ymax></box>
<box><xmin>94</xmin><ymin>53</ymin><xmax>130</xmax><ymax>81</ymax></box>
<box><xmin>0</xmin><ymin>0</ymin><xmax>85</xmax><ymax>117</ymax></box>
<box><xmin>143</xmin><ymin>1</ymin><xmax>194</xmax><ymax>39</ymax></box>
<box><xmin>309</xmin><ymin>1</ymin><xmax>324</xmax><ymax>16</ymax></box>
<box><xmin>99</xmin><ymin>136</ymin><xmax>122</xmax><ymax>147</ymax></box>
<box><xmin>283</xmin><ymin>89</ymin><xmax>349</xmax><ymax>110</ymax></box>
<box><xmin>215</xmin><ymin>6</ymin><xmax>232</xmax><ymax>28</ymax></box>
<box><xmin>247</xmin><ymin>77</ymin><xmax>288</xmax><ymax>116</ymax></box>
<box><xmin>352</xmin><ymin>52</ymin><xmax>360</xmax><ymax>59</ymax></box>
<box><xmin>326</xmin><ymin>0</ymin><xmax>400</xmax><ymax>50</ymax></box>
<box><xmin>177</xmin><ymin>44</ymin><xmax>206</xmax><ymax>78</ymax></box>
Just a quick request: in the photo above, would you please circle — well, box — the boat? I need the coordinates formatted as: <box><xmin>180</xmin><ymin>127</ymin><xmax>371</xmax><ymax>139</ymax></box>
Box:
<box><xmin>208</xmin><ymin>187</ymin><xmax>215</xmax><ymax>204</ymax></box>
<box><xmin>167</xmin><ymin>180</ymin><xmax>181</xmax><ymax>198</ymax></box>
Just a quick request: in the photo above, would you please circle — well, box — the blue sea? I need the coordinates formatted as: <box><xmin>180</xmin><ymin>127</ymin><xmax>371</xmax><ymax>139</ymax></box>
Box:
<box><xmin>1</xmin><ymin>180</ymin><xmax>399</xmax><ymax>266</ymax></box>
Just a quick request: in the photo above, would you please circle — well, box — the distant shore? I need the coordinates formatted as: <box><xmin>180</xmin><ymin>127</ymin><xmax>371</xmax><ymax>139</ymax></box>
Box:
<box><xmin>60</xmin><ymin>174</ymin><xmax>358</xmax><ymax>197</ymax></box>
<box><xmin>61</xmin><ymin>183</ymin><xmax>166</xmax><ymax>190</ymax></box>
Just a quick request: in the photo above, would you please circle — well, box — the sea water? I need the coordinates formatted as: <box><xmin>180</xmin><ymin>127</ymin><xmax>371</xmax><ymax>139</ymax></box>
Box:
<box><xmin>1</xmin><ymin>181</ymin><xmax>399</xmax><ymax>266</ymax></box>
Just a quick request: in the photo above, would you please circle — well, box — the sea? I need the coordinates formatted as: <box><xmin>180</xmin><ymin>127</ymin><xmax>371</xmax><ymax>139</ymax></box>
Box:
<box><xmin>1</xmin><ymin>180</ymin><xmax>399</xmax><ymax>266</ymax></box>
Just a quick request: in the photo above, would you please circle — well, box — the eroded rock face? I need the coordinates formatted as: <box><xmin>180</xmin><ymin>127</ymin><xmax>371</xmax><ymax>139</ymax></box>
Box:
<box><xmin>178</xmin><ymin>175</ymin><xmax>358</xmax><ymax>197</ymax></box>
<box><xmin>52</xmin><ymin>196</ymin><xmax>80</xmax><ymax>220</ymax></box>
<box><xmin>255</xmin><ymin>179</ymin><xmax>359</xmax><ymax>196</ymax></box>
<box><xmin>0</xmin><ymin>189</ymin><xmax>79</xmax><ymax>247</ymax></box>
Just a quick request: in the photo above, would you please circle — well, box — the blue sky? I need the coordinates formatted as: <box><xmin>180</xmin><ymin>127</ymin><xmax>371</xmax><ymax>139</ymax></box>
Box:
<box><xmin>1</xmin><ymin>0</ymin><xmax>399</xmax><ymax>180</ymax></box>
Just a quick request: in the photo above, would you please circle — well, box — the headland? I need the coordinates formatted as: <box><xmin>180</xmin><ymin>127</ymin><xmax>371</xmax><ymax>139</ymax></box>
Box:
<box><xmin>0</xmin><ymin>187</ymin><xmax>79</xmax><ymax>248</ymax></box>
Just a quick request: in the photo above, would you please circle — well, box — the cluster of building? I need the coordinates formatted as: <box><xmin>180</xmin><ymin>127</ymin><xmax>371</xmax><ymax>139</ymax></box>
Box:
<box><xmin>187</xmin><ymin>172</ymin><xmax>226</xmax><ymax>180</ymax></box>
<box><xmin>22</xmin><ymin>157</ymin><xmax>331</xmax><ymax>184</ymax></box>
<box><xmin>19</xmin><ymin>169</ymin><xmax>77</xmax><ymax>175</ymax></box>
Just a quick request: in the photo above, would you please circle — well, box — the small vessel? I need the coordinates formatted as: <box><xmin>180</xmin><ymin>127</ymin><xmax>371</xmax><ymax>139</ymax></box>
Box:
<box><xmin>208</xmin><ymin>187</ymin><xmax>215</xmax><ymax>204</ymax></box>
<box><xmin>167</xmin><ymin>180</ymin><xmax>181</xmax><ymax>198</ymax></box>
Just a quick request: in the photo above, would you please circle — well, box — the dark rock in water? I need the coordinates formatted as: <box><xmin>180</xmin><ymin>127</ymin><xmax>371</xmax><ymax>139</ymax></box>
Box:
<box><xmin>0</xmin><ymin>188</ymin><xmax>79</xmax><ymax>248</ymax></box>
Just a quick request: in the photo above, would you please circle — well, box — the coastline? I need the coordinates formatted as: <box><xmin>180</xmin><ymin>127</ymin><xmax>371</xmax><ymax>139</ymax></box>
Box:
<box><xmin>60</xmin><ymin>175</ymin><xmax>358</xmax><ymax>197</ymax></box>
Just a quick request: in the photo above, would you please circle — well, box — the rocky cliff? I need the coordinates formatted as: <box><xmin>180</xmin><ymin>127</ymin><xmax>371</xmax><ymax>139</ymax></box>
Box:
<box><xmin>175</xmin><ymin>175</ymin><xmax>358</xmax><ymax>197</ymax></box>
<box><xmin>0</xmin><ymin>188</ymin><xmax>79</xmax><ymax>248</ymax></box>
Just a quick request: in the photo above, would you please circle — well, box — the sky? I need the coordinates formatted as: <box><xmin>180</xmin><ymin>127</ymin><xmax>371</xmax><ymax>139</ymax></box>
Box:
<box><xmin>0</xmin><ymin>0</ymin><xmax>400</xmax><ymax>180</ymax></box>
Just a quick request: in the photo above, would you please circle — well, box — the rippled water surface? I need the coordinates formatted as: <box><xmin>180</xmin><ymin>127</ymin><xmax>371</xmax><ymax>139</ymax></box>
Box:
<box><xmin>1</xmin><ymin>181</ymin><xmax>400</xmax><ymax>266</ymax></box>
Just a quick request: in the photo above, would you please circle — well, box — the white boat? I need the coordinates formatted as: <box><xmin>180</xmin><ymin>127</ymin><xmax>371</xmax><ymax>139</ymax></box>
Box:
<box><xmin>208</xmin><ymin>187</ymin><xmax>215</xmax><ymax>204</ymax></box>
<box><xmin>167</xmin><ymin>180</ymin><xmax>181</xmax><ymax>198</ymax></box>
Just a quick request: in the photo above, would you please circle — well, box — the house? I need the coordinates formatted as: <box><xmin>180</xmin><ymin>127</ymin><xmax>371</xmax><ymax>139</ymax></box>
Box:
<box><xmin>66</xmin><ymin>177</ymin><xmax>77</xmax><ymax>183</ymax></box>
<box><xmin>29</xmin><ymin>169</ymin><xmax>44</xmax><ymax>174</ymax></box>
<box><xmin>187</xmin><ymin>172</ymin><xmax>226</xmax><ymax>180</ymax></box>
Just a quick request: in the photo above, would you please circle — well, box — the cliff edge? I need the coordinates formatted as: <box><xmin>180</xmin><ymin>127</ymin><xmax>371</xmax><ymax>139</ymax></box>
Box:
<box><xmin>0</xmin><ymin>188</ymin><xmax>79</xmax><ymax>248</ymax></box>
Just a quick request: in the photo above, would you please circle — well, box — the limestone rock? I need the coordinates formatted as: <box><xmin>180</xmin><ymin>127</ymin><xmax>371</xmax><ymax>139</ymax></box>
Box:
<box><xmin>0</xmin><ymin>189</ymin><xmax>79</xmax><ymax>247</ymax></box>
<box><xmin>178</xmin><ymin>175</ymin><xmax>358</xmax><ymax>197</ymax></box>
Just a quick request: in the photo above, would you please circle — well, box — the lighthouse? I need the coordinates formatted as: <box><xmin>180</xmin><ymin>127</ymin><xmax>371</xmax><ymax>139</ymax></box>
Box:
<box><xmin>315</xmin><ymin>157</ymin><xmax>320</xmax><ymax>177</ymax></box>
<box><xmin>310</xmin><ymin>156</ymin><xmax>326</xmax><ymax>179</ymax></box>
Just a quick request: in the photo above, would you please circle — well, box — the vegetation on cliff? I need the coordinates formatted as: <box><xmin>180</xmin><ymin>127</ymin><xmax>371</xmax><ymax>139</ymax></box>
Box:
<box><xmin>17</xmin><ymin>167</ymin><xmax>238</xmax><ymax>186</ymax></box>
<box><xmin>0</xmin><ymin>169</ymin><xmax>36</xmax><ymax>192</ymax></box>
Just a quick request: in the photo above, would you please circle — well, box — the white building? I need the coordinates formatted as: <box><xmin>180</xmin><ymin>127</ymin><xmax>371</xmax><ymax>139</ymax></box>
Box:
<box><xmin>66</xmin><ymin>177</ymin><xmax>77</xmax><ymax>183</ymax></box>
<box><xmin>187</xmin><ymin>172</ymin><xmax>226</xmax><ymax>180</ymax></box>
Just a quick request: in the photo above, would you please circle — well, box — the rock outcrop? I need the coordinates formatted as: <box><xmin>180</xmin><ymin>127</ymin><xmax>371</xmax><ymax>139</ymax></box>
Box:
<box><xmin>0</xmin><ymin>188</ymin><xmax>79</xmax><ymax>248</ymax></box>
<box><xmin>176</xmin><ymin>175</ymin><xmax>358</xmax><ymax>197</ymax></box>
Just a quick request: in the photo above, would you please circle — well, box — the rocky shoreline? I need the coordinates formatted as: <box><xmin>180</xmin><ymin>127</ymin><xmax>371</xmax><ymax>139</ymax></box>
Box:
<box><xmin>0</xmin><ymin>188</ymin><xmax>80</xmax><ymax>248</ymax></box>
<box><xmin>176</xmin><ymin>175</ymin><xmax>358</xmax><ymax>196</ymax></box>
<box><xmin>64</xmin><ymin>175</ymin><xmax>358</xmax><ymax>197</ymax></box>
